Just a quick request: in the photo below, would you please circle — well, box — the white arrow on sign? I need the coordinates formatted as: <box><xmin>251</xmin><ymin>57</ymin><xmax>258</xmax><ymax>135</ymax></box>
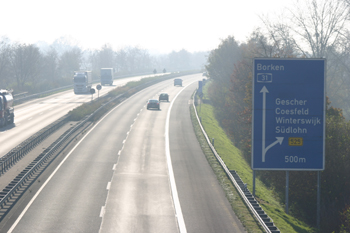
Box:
<box><xmin>260</xmin><ymin>86</ymin><xmax>284</xmax><ymax>162</ymax></box>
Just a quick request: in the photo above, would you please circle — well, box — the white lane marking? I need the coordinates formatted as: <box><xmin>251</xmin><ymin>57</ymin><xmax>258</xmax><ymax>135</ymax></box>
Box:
<box><xmin>165</xmin><ymin>80</ymin><xmax>198</xmax><ymax>233</ymax></box>
<box><xmin>100</xmin><ymin>206</ymin><xmax>106</xmax><ymax>218</ymax></box>
<box><xmin>106</xmin><ymin>182</ymin><xmax>111</xmax><ymax>190</ymax></box>
<box><xmin>113</xmin><ymin>164</ymin><xmax>117</xmax><ymax>170</ymax></box>
<box><xmin>118</xmin><ymin>150</ymin><xmax>121</xmax><ymax>156</ymax></box>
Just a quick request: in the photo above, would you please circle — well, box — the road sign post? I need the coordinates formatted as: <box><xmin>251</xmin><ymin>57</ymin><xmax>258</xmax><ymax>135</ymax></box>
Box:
<box><xmin>252</xmin><ymin>58</ymin><xmax>325</xmax><ymax>171</ymax></box>
<box><xmin>96</xmin><ymin>84</ymin><xmax>102</xmax><ymax>98</ymax></box>
<box><xmin>90</xmin><ymin>88</ymin><xmax>95</xmax><ymax>101</ymax></box>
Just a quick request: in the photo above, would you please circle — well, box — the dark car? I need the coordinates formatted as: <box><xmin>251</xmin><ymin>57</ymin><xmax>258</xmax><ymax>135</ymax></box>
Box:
<box><xmin>147</xmin><ymin>99</ymin><xmax>160</xmax><ymax>110</ymax></box>
<box><xmin>159</xmin><ymin>93</ymin><xmax>169</xmax><ymax>102</ymax></box>
<box><xmin>174</xmin><ymin>78</ymin><xmax>182</xmax><ymax>86</ymax></box>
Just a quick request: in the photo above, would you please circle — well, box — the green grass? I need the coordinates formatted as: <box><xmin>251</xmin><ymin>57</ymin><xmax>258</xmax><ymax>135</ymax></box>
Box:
<box><xmin>193</xmin><ymin>97</ymin><xmax>316</xmax><ymax>233</ymax></box>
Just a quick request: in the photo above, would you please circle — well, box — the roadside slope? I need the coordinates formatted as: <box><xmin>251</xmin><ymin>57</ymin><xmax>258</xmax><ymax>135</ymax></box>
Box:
<box><xmin>192</xmin><ymin>88</ymin><xmax>316</xmax><ymax>232</ymax></box>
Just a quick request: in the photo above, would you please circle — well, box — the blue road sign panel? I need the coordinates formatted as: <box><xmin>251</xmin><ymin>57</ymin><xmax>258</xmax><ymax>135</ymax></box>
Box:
<box><xmin>252</xmin><ymin>58</ymin><xmax>325</xmax><ymax>170</ymax></box>
<box><xmin>198</xmin><ymin>81</ymin><xmax>203</xmax><ymax>95</ymax></box>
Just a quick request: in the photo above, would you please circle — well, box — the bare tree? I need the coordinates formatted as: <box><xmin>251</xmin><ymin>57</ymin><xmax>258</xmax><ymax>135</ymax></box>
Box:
<box><xmin>343</xmin><ymin>0</ymin><xmax>350</xmax><ymax>9</ymax></box>
<box><xmin>121</xmin><ymin>47</ymin><xmax>152</xmax><ymax>73</ymax></box>
<box><xmin>0</xmin><ymin>37</ymin><xmax>12</xmax><ymax>88</ymax></box>
<box><xmin>42</xmin><ymin>47</ymin><xmax>59</xmax><ymax>83</ymax></box>
<box><xmin>98</xmin><ymin>44</ymin><xmax>115</xmax><ymax>68</ymax></box>
<box><xmin>115</xmin><ymin>49</ymin><xmax>128</xmax><ymax>73</ymax></box>
<box><xmin>288</xmin><ymin>0</ymin><xmax>349</xmax><ymax>58</ymax></box>
<box><xmin>10</xmin><ymin>43</ymin><xmax>42</xmax><ymax>91</ymax></box>
<box><xmin>258</xmin><ymin>17</ymin><xmax>300</xmax><ymax>58</ymax></box>
<box><xmin>137</xmin><ymin>49</ymin><xmax>152</xmax><ymax>72</ymax></box>
<box><xmin>58</xmin><ymin>47</ymin><xmax>82</xmax><ymax>78</ymax></box>
<box><xmin>126</xmin><ymin>47</ymin><xmax>142</xmax><ymax>72</ymax></box>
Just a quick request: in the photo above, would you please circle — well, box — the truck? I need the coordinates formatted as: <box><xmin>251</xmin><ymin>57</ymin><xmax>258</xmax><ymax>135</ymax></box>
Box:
<box><xmin>100</xmin><ymin>68</ymin><xmax>114</xmax><ymax>86</ymax></box>
<box><xmin>0</xmin><ymin>89</ymin><xmax>14</xmax><ymax>127</ymax></box>
<box><xmin>174</xmin><ymin>78</ymin><xmax>182</xmax><ymax>86</ymax></box>
<box><xmin>73</xmin><ymin>71</ymin><xmax>92</xmax><ymax>94</ymax></box>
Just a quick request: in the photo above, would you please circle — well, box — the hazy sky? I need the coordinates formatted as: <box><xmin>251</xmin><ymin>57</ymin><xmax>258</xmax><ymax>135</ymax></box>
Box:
<box><xmin>0</xmin><ymin>0</ymin><xmax>294</xmax><ymax>53</ymax></box>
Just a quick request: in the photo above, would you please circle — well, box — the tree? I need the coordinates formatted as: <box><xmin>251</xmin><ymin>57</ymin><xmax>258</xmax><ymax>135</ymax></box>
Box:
<box><xmin>258</xmin><ymin>19</ymin><xmax>300</xmax><ymax>58</ymax></box>
<box><xmin>51</xmin><ymin>36</ymin><xmax>80</xmax><ymax>56</ymax></box>
<box><xmin>125</xmin><ymin>47</ymin><xmax>151</xmax><ymax>73</ymax></box>
<box><xmin>98</xmin><ymin>44</ymin><xmax>115</xmax><ymax>68</ymax></box>
<box><xmin>168</xmin><ymin>49</ymin><xmax>192</xmax><ymax>71</ymax></box>
<box><xmin>10</xmin><ymin>43</ymin><xmax>42</xmax><ymax>92</ymax></box>
<box><xmin>205</xmin><ymin>36</ymin><xmax>241</xmax><ymax>131</ymax></box>
<box><xmin>0</xmin><ymin>37</ymin><xmax>12</xmax><ymax>88</ymax></box>
<box><xmin>206</xmin><ymin>36</ymin><xmax>241</xmax><ymax>87</ymax></box>
<box><xmin>58</xmin><ymin>47</ymin><xmax>82</xmax><ymax>78</ymax></box>
<box><xmin>325</xmin><ymin>44</ymin><xmax>350</xmax><ymax>118</ymax></box>
<box><xmin>115</xmin><ymin>48</ymin><xmax>128</xmax><ymax>73</ymax></box>
<box><xmin>288</xmin><ymin>0</ymin><xmax>348</xmax><ymax>58</ymax></box>
<box><xmin>42</xmin><ymin>47</ymin><xmax>59</xmax><ymax>83</ymax></box>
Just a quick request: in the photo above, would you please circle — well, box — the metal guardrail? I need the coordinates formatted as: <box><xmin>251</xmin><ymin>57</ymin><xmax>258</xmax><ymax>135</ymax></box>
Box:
<box><xmin>0</xmin><ymin>115</ymin><xmax>91</xmax><ymax>220</ymax></box>
<box><xmin>192</xmin><ymin>92</ymin><xmax>279</xmax><ymax>233</ymax></box>
<box><xmin>0</xmin><ymin>116</ymin><xmax>69</xmax><ymax>175</ymax></box>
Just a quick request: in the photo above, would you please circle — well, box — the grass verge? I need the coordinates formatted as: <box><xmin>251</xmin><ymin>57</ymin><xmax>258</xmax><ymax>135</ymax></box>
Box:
<box><xmin>192</xmin><ymin>91</ymin><xmax>316</xmax><ymax>232</ymax></box>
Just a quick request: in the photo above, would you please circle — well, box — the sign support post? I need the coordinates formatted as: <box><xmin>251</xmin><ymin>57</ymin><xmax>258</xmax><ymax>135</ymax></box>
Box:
<box><xmin>286</xmin><ymin>171</ymin><xmax>289</xmax><ymax>214</ymax></box>
<box><xmin>253</xmin><ymin>171</ymin><xmax>256</xmax><ymax>197</ymax></box>
<box><xmin>317</xmin><ymin>171</ymin><xmax>321</xmax><ymax>229</ymax></box>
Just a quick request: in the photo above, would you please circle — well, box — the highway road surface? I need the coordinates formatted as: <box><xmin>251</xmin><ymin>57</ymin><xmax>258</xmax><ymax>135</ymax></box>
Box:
<box><xmin>7</xmin><ymin>74</ymin><xmax>246</xmax><ymax>233</ymax></box>
<box><xmin>0</xmin><ymin>74</ymin><xmax>153</xmax><ymax>158</ymax></box>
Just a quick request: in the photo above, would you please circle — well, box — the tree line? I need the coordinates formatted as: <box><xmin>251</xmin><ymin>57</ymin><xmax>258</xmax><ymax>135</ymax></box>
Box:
<box><xmin>205</xmin><ymin>0</ymin><xmax>350</xmax><ymax>232</ymax></box>
<box><xmin>0</xmin><ymin>37</ymin><xmax>207</xmax><ymax>94</ymax></box>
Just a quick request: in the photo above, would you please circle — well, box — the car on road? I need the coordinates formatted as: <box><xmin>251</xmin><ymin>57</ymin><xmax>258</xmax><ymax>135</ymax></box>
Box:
<box><xmin>159</xmin><ymin>93</ymin><xmax>169</xmax><ymax>102</ymax></box>
<box><xmin>174</xmin><ymin>79</ymin><xmax>182</xmax><ymax>86</ymax></box>
<box><xmin>147</xmin><ymin>99</ymin><xmax>160</xmax><ymax>110</ymax></box>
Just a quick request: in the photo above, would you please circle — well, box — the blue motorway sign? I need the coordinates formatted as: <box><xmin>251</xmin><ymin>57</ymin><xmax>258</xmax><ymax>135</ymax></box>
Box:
<box><xmin>252</xmin><ymin>58</ymin><xmax>325</xmax><ymax>170</ymax></box>
<box><xmin>198</xmin><ymin>81</ymin><xmax>203</xmax><ymax>96</ymax></box>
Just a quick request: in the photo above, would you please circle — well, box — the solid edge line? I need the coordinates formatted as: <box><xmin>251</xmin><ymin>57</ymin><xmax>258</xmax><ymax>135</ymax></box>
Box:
<box><xmin>165</xmin><ymin>80</ymin><xmax>198</xmax><ymax>233</ymax></box>
<box><xmin>100</xmin><ymin>206</ymin><xmax>105</xmax><ymax>218</ymax></box>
